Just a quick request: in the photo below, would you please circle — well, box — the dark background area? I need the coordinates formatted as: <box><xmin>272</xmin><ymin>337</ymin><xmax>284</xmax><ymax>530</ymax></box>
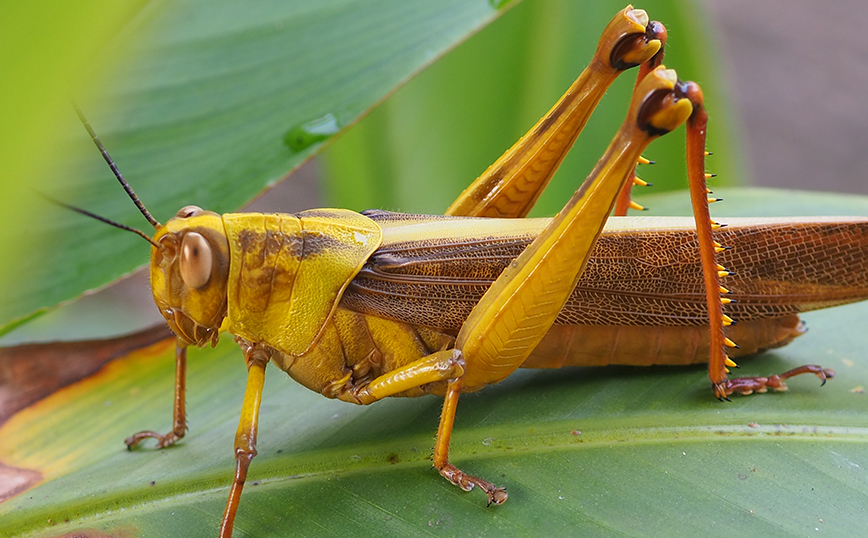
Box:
<box><xmin>705</xmin><ymin>0</ymin><xmax>868</xmax><ymax>195</ymax></box>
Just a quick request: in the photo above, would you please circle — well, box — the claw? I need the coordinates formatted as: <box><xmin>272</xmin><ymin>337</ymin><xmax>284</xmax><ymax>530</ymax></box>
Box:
<box><xmin>487</xmin><ymin>487</ymin><xmax>509</xmax><ymax>506</ymax></box>
<box><xmin>714</xmin><ymin>365</ymin><xmax>835</xmax><ymax>399</ymax></box>
<box><xmin>125</xmin><ymin>430</ymin><xmax>182</xmax><ymax>450</ymax></box>
<box><xmin>438</xmin><ymin>462</ymin><xmax>508</xmax><ymax>506</ymax></box>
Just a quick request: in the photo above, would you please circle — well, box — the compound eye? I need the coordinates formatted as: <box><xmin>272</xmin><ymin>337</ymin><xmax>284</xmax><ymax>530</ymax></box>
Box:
<box><xmin>177</xmin><ymin>205</ymin><xmax>204</xmax><ymax>219</ymax></box>
<box><xmin>179</xmin><ymin>232</ymin><xmax>212</xmax><ymax>289</ymax></box>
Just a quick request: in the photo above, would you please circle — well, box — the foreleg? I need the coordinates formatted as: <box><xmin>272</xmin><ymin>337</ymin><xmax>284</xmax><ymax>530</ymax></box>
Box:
<box><xmin>125</xmin><ymin>339</ymin><xmax>188</xmax><ymax>449</ymax></box>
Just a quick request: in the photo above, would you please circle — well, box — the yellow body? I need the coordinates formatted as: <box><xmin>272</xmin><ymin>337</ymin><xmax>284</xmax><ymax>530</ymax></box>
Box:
<box><xmin>151</xmin><ymin>207</ymin><xmax>868</xmax><ymax>403</ymax></box>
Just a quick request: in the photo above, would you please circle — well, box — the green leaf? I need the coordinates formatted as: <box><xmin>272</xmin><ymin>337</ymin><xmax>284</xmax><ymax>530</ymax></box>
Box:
<box><xmin>2</xmin><ymin>189</ymin><xmax>867</xmax><ymax>537</ymax></box>
<box><xmin>0</xmin><ymin>0</ymin><xmax>515</xmax><ymax>335</ymax></box>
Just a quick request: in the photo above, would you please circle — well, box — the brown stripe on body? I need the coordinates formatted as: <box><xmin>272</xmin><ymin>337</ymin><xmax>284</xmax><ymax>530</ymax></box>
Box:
<box><xmin>231</xmin><ymin>215</ymin><xmax>304</xmax><ymax>314</ymax></box>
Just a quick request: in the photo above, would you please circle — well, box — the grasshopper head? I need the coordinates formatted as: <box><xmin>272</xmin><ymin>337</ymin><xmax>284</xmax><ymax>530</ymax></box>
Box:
<box><xmin>150</xmin><ymin>206</ymin><xmax>230</xmax><ymax>347</ymax></box>
<box><xmin>66</xmin><ymin>108</ymin><xmax>231</xmax><ymax>347</ymax></box>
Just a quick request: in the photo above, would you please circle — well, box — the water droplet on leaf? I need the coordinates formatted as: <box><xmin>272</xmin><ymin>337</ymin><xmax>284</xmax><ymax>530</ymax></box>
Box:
<box><xmin>283</xmin><ymin>113</ymin><xmax>340</xmax><ymax>152</ymax></box>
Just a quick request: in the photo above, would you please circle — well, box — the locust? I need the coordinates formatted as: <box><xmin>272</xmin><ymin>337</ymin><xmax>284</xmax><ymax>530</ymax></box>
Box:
<box><xmin>63</xmin><ymin>6</ymin><xmax>868</xmax><ymax>538</ymax></box>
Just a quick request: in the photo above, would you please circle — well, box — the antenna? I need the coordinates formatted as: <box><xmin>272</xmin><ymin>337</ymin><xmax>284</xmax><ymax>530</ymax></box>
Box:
<box><xmin>72</xmin><ymin>103</ymin><xmax>162</xmax><ymax>229</ymax></box>
<box><xmin>42</xmin><ymin>193</ymin><xmax>161</xmax><ymax>249</ymax></box>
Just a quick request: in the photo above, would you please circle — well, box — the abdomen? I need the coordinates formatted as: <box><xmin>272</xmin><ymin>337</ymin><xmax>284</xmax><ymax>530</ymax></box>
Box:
<box><xmin>523</xmin><ymin>315</ymin><xmax>805</xmax><ymax>368</ymax></box>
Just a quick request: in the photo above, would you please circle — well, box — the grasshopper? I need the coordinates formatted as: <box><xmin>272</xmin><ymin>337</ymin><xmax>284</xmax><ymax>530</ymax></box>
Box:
<box><xmin>64</xmin><ymin>6</ymin><xmax>867</xmax><ymax>537</ymax></box>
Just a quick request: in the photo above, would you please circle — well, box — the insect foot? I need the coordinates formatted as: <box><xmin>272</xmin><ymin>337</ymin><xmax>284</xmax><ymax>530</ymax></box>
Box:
<box><xmin>714</xmin><ymin>365</ymin><xmax>836</xmax><ymax>399</ymax></box>
<box><xmin>439</xmin><ymin>462</ymin><xmax>508</xmax><ymax>506</ymax></box>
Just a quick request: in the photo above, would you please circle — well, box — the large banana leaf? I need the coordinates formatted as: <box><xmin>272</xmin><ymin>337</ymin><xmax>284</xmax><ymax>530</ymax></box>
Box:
<box><xmin>1</xmin><ymin>189</ymin><xmax>867</xmax><ymax>537</ymax></box>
